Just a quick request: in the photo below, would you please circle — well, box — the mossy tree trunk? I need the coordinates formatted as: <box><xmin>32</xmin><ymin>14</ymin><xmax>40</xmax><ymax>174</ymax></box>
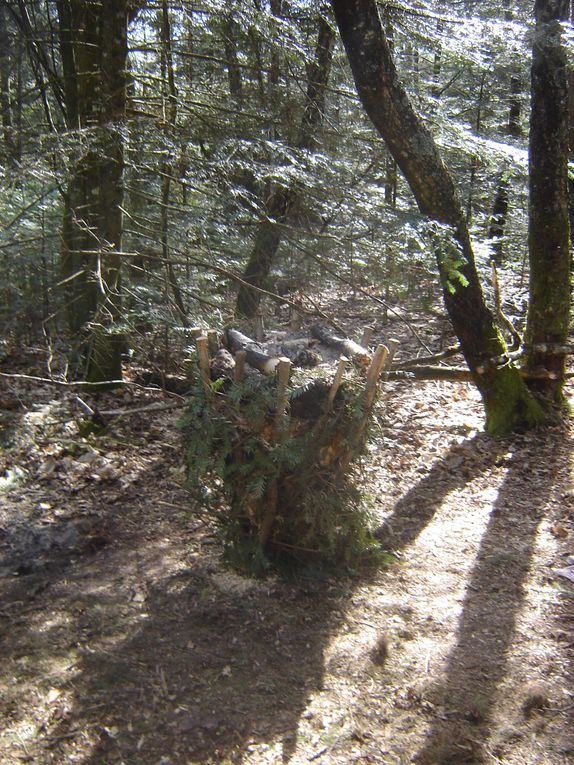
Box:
<box><xmin>526</xmin><ymin>0</ymin><xmax>571</xmax><ymax>404</ymax></box>
<box><xmin>56</xmin><ymin>0</ymin><xmax>129</xmax><ymax>384</ymax></box>
<box><xmin>331</xmin><ymin>0</ymin><xmax>545</xmax><ymax>434</ymax></box>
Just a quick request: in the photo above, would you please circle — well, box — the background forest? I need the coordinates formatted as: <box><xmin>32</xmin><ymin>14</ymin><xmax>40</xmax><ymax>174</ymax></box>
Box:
<box><xmin>1</xmin><ymin>4</ymin><xmax>574</xmax><ymax>764</ymax></box>
<box><xmin>2</xmin><ymin>0</ymin><xmax>567</xmax><ymax>401</ymax></box>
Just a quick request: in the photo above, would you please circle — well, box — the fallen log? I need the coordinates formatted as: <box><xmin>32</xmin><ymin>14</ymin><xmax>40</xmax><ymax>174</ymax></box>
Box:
<box><xmin>310</xmin><ymin>324</ymin><xmax>371</xmax><ymax>367</ymax></box>
<box><xmin>398</xmin><ymin>345</ymin><xmax>462</xmax><ymax>368</ymax></box>
<box><xmin>388</xmin><ymin>366</ymin><xmax>473</xmax><ymax>381</ymax></box>
<box><xmin>279</xmin><ymin>337</ymin><xmax>321</xmax><ymax>368</ymax></box>
<box><xmin>387</xmin><ymin>365</ymin><xmax>567</xmax><ymax>382</ymax></box>
<box><xmin>224</xmin><ymin>328</ymin><xmax>282</xmax><ymax>375</ymax></box>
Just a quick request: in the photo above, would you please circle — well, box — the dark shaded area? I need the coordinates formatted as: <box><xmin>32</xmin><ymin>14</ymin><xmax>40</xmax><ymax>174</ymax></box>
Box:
<box><xmin>0</xmin><ymin>475</ymin><xmax>351</xmax><ymax>764</ymax></box>
<box><xmin>0</xmin><ymin>513</ymin><xmax>107</xmax><ymax>577</ymax></box>
<box><xmin>73</xmin><ymin>566</ymin><xmax>343</xmax><ymax>764</ymax></box>
<box><xmin>0</xmin><ymin>425</ymin><xmax>496</xmax><ymax>765</ymax></box>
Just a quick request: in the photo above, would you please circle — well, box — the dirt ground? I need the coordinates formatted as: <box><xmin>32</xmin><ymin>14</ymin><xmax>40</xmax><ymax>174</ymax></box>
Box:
<box><xmin>1</xmin><ymin>306</ymin><xmax>573</xmax><ymax>765</ymax></box>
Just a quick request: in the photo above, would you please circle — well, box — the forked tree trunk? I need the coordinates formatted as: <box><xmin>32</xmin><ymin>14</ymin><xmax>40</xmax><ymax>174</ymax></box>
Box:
<box><xmin>331</xmin><ymin>0</ymin><xmax>544</xmax><ymax>434</ymax></box>
<box><xmin>525</xmin><ymin>0</ymin><xmax>571</xmax><ymax>402</ymax></box>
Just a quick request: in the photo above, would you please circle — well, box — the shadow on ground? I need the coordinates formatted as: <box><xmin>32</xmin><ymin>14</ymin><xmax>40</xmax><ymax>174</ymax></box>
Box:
<box><xmin>74</xmin><ymin>565</ymin><xmax>344</xmax><ymax>764</ymax></box>
<box><xmin>1</xmin><ymin>425</ymin><xmax>571</xmax><ymax>765</ymax></box>
<box><xmin>50</xmin><ymin>435</ymin><xmax>500</xmax><ymax>765</ymax></box>
<box><xmin>0</xmin><ymin>430</ymin><xmax>493</xmax><ymax>764</ymax></box>
<box><xmin>394</xmin><ymin>426</ymin><xmax>570</xmax><ymax>764</ymax></box>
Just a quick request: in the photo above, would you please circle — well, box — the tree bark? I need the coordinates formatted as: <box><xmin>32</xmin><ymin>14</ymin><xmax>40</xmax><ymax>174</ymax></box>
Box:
<box><xmin>487</xmin><ymin>171</ymin><xmax>510</xmax><ymax>264</ymax></box>
<box><xmin>236</xmin><ymin>10</ymin><xmax>336</xmax><ymax>318</ymax></box>
<box><xmin>525</xmin><ymin>0</ymin><xmax>571</xmax><ymax>403</ymax></box>
<box><xmin>222</xmin><ymin>2</ymin><xmax>244</xmax><ymax>108</ymax></box>
<box><xmin>159</xmin><ymin>0</ymin><xmax>189</xmax><ymax>327</ymax></box>
<box><xmin>568</xmin><ymin>0</ymin><xmax>574</xmax><ymax>246</ymax></box>
<box><xmin>508</xmin><ymin>74</ymin><xmax>524</xmax><ymax>137</ymax></box>
<box><xmin>0</xmin><ymin>5</ymin><xmax>18</xmax><ymax>167</ymax></box>
<box><xmin>57</xmin><ymin>0</ymin><xmax>129</xmax><ymax>383</ymax></box>
<box><xmin>330</xmin><ymin>0</ymin><xmax>544</xmax><ymax>434</ymax></box>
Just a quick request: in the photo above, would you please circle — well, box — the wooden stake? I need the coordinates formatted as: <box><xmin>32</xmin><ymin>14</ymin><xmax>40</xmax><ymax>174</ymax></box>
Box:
<box><xmin>327</xmin><ymin>355</ymin><xmax>349</xmax><ymax>409</ymax></box>
<box><xmin>234</xmin><ymin>350</ymin><xmax>246</xmax><ymax>382</ymax></box>
<box><xmin>196</xmin><ymin>335</ymin><xmax>211</xmax><ymax>395</ymax></box>
<box><xmin>338</xmin><ymin>344</ymin><xmax>389</xmax><ymax>472</ymax></box>
<box><xmin>382</xmin><ymin>338</ymin><xmax>399</xmax><ymax>381</ymax></box>
<box><xmin>207</xmin><ymin>329</ymin><xmax>219</xmax><ymax>356</ymax></box>
<box><xmin>259</xmin><ymin>481</ymin><xmax>279</xmax><ymax>547</ymax></box>
<box><xmin>273</xmin><ymin>357</ymin><xmax>292</xmax><ymax>438</ymax></box>
<box><xmin>360</xmin><ymin>326</ymin><xmax>374</xmax><ymax>348</ymax></box>
<box><xmin>364</xmin><ymin>343</ymin><xmax>389</xmax><ymax>409</ymax></box>
<box><xmin>260</xmin><ymin>357</ymin><xmax>291</xmax><ymax>547</ymax></box>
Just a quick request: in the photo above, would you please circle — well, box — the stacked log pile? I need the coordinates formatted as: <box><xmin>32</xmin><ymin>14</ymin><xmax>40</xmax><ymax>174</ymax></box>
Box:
<box><xmin>182</xmin><ymin>325</ymin><xmax>391</xmax><ymax>572</ymax></box>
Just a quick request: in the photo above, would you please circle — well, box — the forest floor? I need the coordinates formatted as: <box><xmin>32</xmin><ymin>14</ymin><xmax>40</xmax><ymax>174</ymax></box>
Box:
<box><xmin>0</xmin><ymin>291</ymin><xmax>573</xmax><ymax>765</ymax></box>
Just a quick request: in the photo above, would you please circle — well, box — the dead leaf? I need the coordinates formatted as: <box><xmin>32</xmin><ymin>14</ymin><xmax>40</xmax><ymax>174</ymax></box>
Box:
<box><xmin>550</xmin><ymin>523</ymin><xmax>569</xmax><ymax>539</ymax></box>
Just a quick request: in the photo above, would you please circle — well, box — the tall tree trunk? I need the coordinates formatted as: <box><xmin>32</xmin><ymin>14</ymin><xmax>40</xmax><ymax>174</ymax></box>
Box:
<box><xmin>159</xmin><ymin>0</ymin><xmax>189</xmax><ymax>327</ymax></box>
<box><xmin>0</xmin><ymin>5</ymin><xmax>18</xmax><ymax>167</ymax></box>
<box><xmin>487</xmin><ymin>170</ymin><xmax>510</xmax><ymax>264</ymax></box>
<box><xmin>508</xmin><ymin>74</ymin><xmax>524</xmax><ymax>137</ymax></box>
<box><xmin>466</xmin><ymin>70</ymin><xmax>486</xmax><ymax>224</ymax></box>
<box><xmin>236</xmin><ymin>11</ymin><xmax>335</xmax><ymax>317</ymax></box>
<box><xmin>331</xmin><ymin>0</ymin><xmax>544</xmax><ymax>434</ymax></box>
<box><xmin>525</xmin><ymin>0</ymin><xmax>571</xmax><ymax>403</ymax></box>
<box><xmin>222</xmin><ymin>2</ymin><xmax>243</xmax><ymax>108</ymax></box>
<box><xmin>568</xmin><ymin>1</ymin><xmax>574</xmax><ymax>246</ymax></box>
<box><xmin>57</xmin><ymin>0</ymin><xmax>129</xmax><ymax>383</ymax></box>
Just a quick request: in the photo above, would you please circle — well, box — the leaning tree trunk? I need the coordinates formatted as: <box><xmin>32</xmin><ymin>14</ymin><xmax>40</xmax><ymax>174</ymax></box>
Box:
<box><xmin>331</xmin><ymin>0</ymin><xmax>544</xmax><ymax>434</ymax></box>
<box><xmin>236</xmin><ymin>11</ymin><xmax>336</xmax><ymax>318</ymax></box>
<box><xmin>57</xmin><ymin>0</ymin><xmax>128</xmax><ymax>384</ymax></box>
<box><xmin>525</xmin><ymin>0</ymin><xmax>571</xmax><ymax>403</ymax></box>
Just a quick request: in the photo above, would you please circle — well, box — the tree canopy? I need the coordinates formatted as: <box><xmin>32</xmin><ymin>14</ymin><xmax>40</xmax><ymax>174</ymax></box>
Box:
<box><xmin>0</xmin><ymin>0</ymin><xmax>571</xmax><ymax>431</ymax></box>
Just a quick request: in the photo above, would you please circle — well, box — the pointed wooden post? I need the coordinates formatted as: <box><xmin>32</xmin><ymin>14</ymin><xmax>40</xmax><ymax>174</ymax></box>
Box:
<box><xmin>260</xmin><ymin>357</ymin><xmax>292</xmax><ymax>547</ymax></box>
<box><xmin>326</xmin><ymin>355</ymin><xmax>349</xmax><ymax>410</ymax></box>
<box><xmin>195</xmin><ymin>335</ymin><xmax>211</xmax><ymax>395</ymax></box>
<box><xmin>207</xmin><ymin>329</ymin><xmax>219</xmax><ymax>356</ymax></box>
<box><xmin>382</xmin><ymin>338</ymin><xmax>399</xmax><ymax>380</ymax></box>
<box><xmin>364</xmin><ymin>343</ymin><xmax>389</xmax><ymax>409</ymax></box>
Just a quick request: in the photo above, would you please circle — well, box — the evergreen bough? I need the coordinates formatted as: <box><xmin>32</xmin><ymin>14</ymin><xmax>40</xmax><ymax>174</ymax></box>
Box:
<box><xmin>181</xmin><ymin>367</ymin><xmax>382</xmax><ymax>575</ymax></box>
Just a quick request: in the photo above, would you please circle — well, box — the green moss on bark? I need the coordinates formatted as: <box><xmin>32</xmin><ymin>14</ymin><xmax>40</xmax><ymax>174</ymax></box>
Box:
<box><xmin>479</xmin><ymin>366</ymin><xmax>546</xmax><ymax>436</ymax></box>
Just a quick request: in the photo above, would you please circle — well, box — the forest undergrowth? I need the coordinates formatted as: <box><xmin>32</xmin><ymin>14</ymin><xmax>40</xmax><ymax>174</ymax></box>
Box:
<box><xmin>0</xmin><ymin>291</ymin><xmax>573</xmax><ymax>765</ymax></box>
